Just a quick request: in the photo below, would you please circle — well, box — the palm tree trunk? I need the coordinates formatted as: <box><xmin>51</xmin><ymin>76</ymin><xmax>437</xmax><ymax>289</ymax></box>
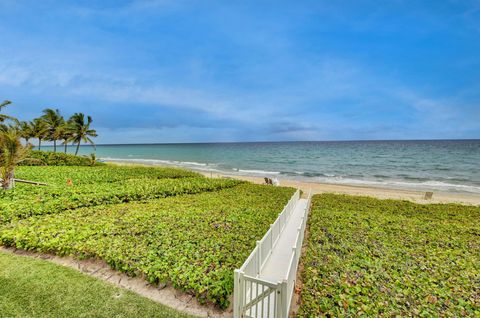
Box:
<box><xmin>64</xmin><ymin>141</ymin><xmax>67</xmax><ymax>153</ymax></box>
<box><xmin>2</xmin><ymin>170</ymin><xmax>14</xmax><ymax>190</ymax></box>
<box><xmin>53</xmin><ymin>140</ymin><xmax>57</xmax><ymax>152</ymax></box>
<box><xmin>38</xmin><ymin>138</ymin><xmax>42</xmax><ymax>150</ymax></box>
<box><xmin>75</xmin><ymin>141</ymin><xmax>81</xmax><ymax>155</ymax></box>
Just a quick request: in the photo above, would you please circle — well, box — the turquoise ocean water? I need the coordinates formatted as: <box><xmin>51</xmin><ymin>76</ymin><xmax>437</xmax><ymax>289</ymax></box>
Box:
<box><xmin>42</xmin><ymin>140</ymin><xmax>480</xmax><ymax>194</ymax></box>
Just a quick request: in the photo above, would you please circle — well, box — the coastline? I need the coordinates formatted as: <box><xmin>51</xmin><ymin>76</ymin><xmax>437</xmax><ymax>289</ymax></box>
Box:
<box><xmin>106</xmin><ymin>161</ymin><xmax>480</xmax><ymax>206</ymax></box>
<box><xmin>201</xmin><ymin>172</ymin><xmax>480</xmax><ymax>206</ymax></box>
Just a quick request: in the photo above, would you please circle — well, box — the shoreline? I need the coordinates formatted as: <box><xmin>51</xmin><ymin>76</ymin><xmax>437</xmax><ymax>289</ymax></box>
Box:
<box><xmin>106</xmin><ymin>161</ymin><xmax>480</xmax><ymax>205</ymax></box>
<box><xmin>201</xmin><ymin>172</ymin><xmax>480</xmax><ymax>206</ymax></box>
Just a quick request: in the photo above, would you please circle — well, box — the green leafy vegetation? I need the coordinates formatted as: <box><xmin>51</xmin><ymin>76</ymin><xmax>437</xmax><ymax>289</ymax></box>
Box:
<box><xmin>19</xmin><ymin>150</ymin><xmax>101</xmax><ymax>166</ymax></box>
<box><xmin>15</xmin><ymin>165</ymin><xmax>201</xmax><ymax>184</ymax></box>
<box><xmin>0</xmin><ymin>183</ymin><xmax>295</xmax><ymax>308</ymax></box>
<box><xmin>299</xmin><ymin>194</ymin><xmax>480</xmax><ymax>317</ymax></box>
<box><xmin>0</xmin><ymin>251</ymin><xmax>192</xmax><ymax>318</ymax></box>
<box><xmin>0</xmin><ymin>165</ymin><xmax>238</xmax><ymax>223</ymax></box>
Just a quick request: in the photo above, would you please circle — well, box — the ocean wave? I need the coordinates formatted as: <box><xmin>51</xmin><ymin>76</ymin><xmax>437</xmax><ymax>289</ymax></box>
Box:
<box><xmin>315</xmin><ymin>176</ymin><xmax>480</xmax><ymax>194</ymax></box>
<box><xmin>182</xmin><ymin>161</ymin><xmax>208</xmax><ymax>166</ymax></box>
<box><xmin>101</xmin><ymin>157</ymin><xmax>480</xmax><ymax>193</ymax></box>
<box><xmin>234</xmin><ymin>168</ymin><xmax>280</xmax><ymax>175</ymax></box>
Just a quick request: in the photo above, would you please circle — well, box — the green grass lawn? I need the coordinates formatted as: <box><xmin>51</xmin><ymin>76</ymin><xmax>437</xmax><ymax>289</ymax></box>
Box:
<box><xmin>299</xmin><ymin>194</ymin><xmax>480</xmax><ymax>317</ymax></box>
<box><xmin>0</xmin><ymin>251</ymin><xmax>191</xmax><ymax>318</ymax></box>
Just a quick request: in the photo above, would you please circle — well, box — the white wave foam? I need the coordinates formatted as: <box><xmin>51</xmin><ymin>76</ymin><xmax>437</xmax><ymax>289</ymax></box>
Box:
<box><xmin>236</xmin><ymin>169</ymin><xmax>280</xmax><ymax>175</ymax></box>
<box><xmin>101</xmin><ymin>157</ymin><xmax>480</xmax><ymax>193</ymax></box>
<box><xmin>181</xmin><ymin>161</ymin><xmax>208</xmax><ymax>166</ymax></box>
<box><xmin>316</xmin><ymin>176</ymin><xmax>480</xmax><ymax>194</ymax></box>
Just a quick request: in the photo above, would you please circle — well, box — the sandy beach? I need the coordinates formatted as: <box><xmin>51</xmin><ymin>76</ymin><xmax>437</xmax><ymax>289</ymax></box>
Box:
<box><xmin>104</xmin><ymin>162</ymin><xmax>480</xmax><ymax>205</ymax></box>
<box><xmin>199</xmin><ymin>172</ymin><xmax>480</xmax><ymax>206</ymax></box>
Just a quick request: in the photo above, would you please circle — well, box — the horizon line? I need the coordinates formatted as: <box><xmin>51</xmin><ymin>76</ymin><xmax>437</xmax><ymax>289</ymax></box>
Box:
<box><xmin>39</xmin><ymin>138</ymin><xmax>480</xmax><ymax>147</ymax></box>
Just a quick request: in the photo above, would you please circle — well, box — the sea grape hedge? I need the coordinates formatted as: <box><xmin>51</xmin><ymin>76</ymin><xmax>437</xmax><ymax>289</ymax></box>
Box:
<box><xmin>1</xmin><ymin>166</ymin><xmax>234</xmax><ymax>223</ymax></box>
<box><xmin>298</xmin><ymin>194</ymin><xmax>480</xmax><ymax>317</ymax></box>
<box><xmin>0</xmin><ymin>177</ymin><xmax>241</xmax><ymax>223</ymax></box>
<box><xmin>20</xmin><ymin>150</ymin><xmax>98</xmax><ymax>166</ymax></box>
<box><xmin>15</xmin><ymin>165</ymin><xmax>201</xmax><ymax>185</ymax></box>
<box><xmin>0</xmin><ymin>183</ymin><xmax>296</xmax><ymax>308</ymax></box>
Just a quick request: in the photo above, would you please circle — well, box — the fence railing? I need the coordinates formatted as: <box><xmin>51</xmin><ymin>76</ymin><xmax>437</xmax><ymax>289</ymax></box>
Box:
<box><xmin>239</xmin><ymin>189</ymin><xmax>300</xmax><ymax>277</ymax></box>
<box><xmin>283</xmin><ymin>191</ymin><xmax>311</xmax><ymax>315</ymax></box>
<box><xmin>234</xmin><ymin>190</ymin><xmax>311</xmax><ymax>318</ymax></box>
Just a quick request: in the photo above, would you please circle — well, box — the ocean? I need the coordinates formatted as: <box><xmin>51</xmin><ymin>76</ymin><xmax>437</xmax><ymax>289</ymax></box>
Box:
<box><xmin>42</xmin><ymin>140</ymin><xmax>480</xmax><ymax>194</ymax></box>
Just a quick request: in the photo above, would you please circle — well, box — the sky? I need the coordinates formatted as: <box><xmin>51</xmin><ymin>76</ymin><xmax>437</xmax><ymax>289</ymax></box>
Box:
<box><xmin>0</xmin><ymin>0</ymin><xmax>479</xmax><ymax>144</ymax></box>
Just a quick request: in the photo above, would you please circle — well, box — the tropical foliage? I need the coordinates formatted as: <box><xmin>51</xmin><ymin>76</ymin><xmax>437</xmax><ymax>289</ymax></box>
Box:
<box><xmin>1</xmin><ymin>98</ymin><xmax>99</xmax><ymax>154</ymax></box>
<box><xmin>0</xmin><ymin>164</ymin><xmax>295</xmax><ymax>308</ymax></box>
<box><xmin>0</xmin><ymin>100</ymin><xmax>17</xmax><ymax>124</ymax></box>
<box><xmin>0</xmin><ymin>131</ymin><xmax>32</xmax><ymax>189</ymax></box>
<box><xmin>68</xmin><ymin>112</ymin><xmax>97</xmax><ymax>155</ymax></box>
<box><xmin>298</xmin><ymin>194</ymin><xmax>480</xmax><ymax>317</ymax></box>
<box><xmin>20</xmin><ymin>150</ymin><xmax>101</xmax><ymax>166</ymax></box>
<box><xmin>0</xmin><ymin>165</ymin><xmax>234</xmax><ymax>223</ymax></box>
<box><xmin>40</xmin><ymin>108</ymin><xmax>65</xmax><ymax>152</ymax></box>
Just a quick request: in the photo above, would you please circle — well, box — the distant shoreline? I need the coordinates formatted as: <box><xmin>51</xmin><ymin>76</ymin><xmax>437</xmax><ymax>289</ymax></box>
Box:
<box><xmin>106</xmin><ymin>160</ymin><xmax>480</xmax><ymax>206</ymax></box>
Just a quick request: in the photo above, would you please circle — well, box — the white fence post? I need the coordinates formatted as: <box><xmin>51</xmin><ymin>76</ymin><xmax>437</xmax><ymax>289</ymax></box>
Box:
<box><xmin>256</xmin><ymin>241</ymin><xmax>261</xmax><ymax>275</ymax></box>
<box><xmin>270</xmin><ymin>224</ymin><xmax>274</xmax><ymax>252</ymax></box>
<box><xmin>234</xmin><ymin>269</ymin><xmax>242</xmax><ymax>318</ymax></box>
<box><xmin>281</xmin><ymin>280</ymin><xmax>288</xmax><ymax>317</ymax></box>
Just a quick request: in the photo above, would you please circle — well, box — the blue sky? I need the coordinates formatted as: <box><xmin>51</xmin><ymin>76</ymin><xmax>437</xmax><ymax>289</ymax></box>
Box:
<box><xmin>1</xmin><ymin>0</ymin><xmax>479</xmax><ymax>143</ymax></box>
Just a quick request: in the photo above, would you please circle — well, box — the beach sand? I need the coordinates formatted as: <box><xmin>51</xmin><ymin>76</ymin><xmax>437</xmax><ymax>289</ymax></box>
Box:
<box><xmin>106</xmin><ymin>162</ymin><xmax>480</xmax><ymax>206</ymax></box>
<box><xmin>200</xmin><ymin>172</ymin><xmax>480</xmax><ymax>206</ymax></box>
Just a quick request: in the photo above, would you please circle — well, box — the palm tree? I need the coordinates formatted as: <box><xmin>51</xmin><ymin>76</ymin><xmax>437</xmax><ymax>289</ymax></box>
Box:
<box><xmin>31</xmin><ymin>118</ymin><xmax>48</xmax><ymax>150</ymax></box>
<box><xmin>41</xmin><ymin>108</ymin><xmax>64</xmax><ymax>152</ymax></box>
<box><xmin>0</xmin><ymin>130</ymin><xmax>32</xmax><ymax>189</ymax></box>
<box><xmin>58</xmin><ymin>122</ymin><xmax>72</xmax><ymax>153</ymax></box>
<box><xmin>67</xmin><ymin>113</ymin><xmax>98</xmax><ymax>155</ymax></box>
<box><xmin>18</xmin><ymin>121</ymin><xmax>33</xmax><ymax>144</ymax></box>
<box><xmin>0</xmin><ymin>100</ymin><xmax>17</xmax><ymax>123</ymax></box>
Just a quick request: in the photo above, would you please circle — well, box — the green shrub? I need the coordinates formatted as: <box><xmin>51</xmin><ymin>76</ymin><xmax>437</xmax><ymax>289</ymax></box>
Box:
<box><xmin>14</xmin><ymin>165</ymin><xmax>201</xmax><ymax>185</ymax></box>
<box><xmin>0</xmin><ymin>166</ymin><xmax>235</xmax><ymax>223</ymax></box>
<box><xmin>299</xmin><ymin>194</ymin><xmax>480</xmax><ymax>317</ymax></box>
<box><xmin>20</xmin><ymin>150</ymin><xmax>100</xmax><ymax>166</ymax></box>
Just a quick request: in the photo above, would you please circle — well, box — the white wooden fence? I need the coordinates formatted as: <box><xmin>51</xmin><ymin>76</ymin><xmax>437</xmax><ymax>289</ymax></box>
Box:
<box><xmin>234</xmin><ymin>190</ymin><xmax>311</xmax><ymax>318</ymax></box>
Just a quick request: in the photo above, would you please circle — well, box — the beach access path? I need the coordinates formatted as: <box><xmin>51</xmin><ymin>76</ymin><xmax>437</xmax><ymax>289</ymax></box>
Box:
<box><xmin>235</xmin><ymin>192</ymin><xmax>309</xmax><ymax>318</ymax></box>
<box><xmin>259</xmin><ymin>198</ymin><xmax>307</xmax><ymax>283</ymax></box>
